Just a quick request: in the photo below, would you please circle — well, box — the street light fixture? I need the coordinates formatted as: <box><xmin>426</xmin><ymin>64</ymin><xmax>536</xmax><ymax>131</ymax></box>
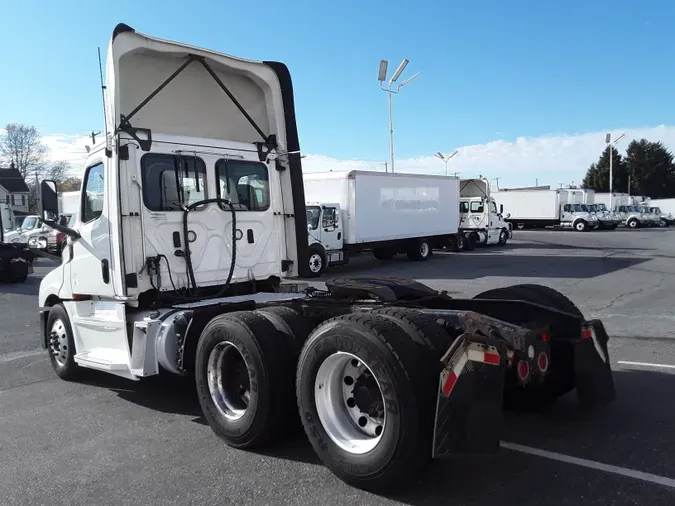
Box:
<box><xmin>606</xmin><ymin>132</ymin><xmax>626</xmax><ymax>198</ymax></box>
<box><xmin>434</xmin><ymin>150</ymin><xmax>458</xmax><ymax>176</ymax></box>
<box><xmin>378</xmin><ymin>58</ymin><xmax>421</xmax><ymax>174</ymax></box>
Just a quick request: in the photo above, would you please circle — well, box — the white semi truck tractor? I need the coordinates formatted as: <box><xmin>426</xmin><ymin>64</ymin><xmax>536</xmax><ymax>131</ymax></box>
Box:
<box><xmin>37</xmin><ymin>23</ymin><xmax>616</xmax><ymax>493</ymax></box>
<box><xmin>458</xmin><ymin>178</ymin><xmax>512</xmax><ymax>246</ymax></box>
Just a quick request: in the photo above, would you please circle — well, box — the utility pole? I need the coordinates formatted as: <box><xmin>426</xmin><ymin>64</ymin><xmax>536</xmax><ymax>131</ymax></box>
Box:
<box><xmin>535</xmin><ymin>178</ymin><xmax>539</xmax><ymax>186</ymax></box>
<box><xmin>383</xmin><ymin>161</ymin><xmax>388</xmax><ymax>173</ymax></box>
<box><xmin>606</xmin><ymin>132</ymin><xmax>626</xmax><ymax>196</ymax></box>
<box><xmin>493</xmin><ymin>177</ymin><xmax>501</xmax><ymax>190</ymax></box>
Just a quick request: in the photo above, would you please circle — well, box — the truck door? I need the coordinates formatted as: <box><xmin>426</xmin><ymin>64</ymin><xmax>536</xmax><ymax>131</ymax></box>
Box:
<box><xmin>69</xmin><ymin>160</ymin><xmax>116</xmax><ymax>297</ymax></box>
<box><xmin>487</xmin><ymin>200</ymin><xmax>501</xmax><ymax>241</ymax></box>
<box><xmin>319</xmin><ymin>206</ymin><xmax>342</xmax><ymax>251</ymax></box>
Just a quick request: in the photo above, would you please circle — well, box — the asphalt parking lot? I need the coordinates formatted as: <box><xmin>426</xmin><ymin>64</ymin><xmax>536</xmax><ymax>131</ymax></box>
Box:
<box><xmin>1</xmin><ymin>228</ymin><xmax>675</xmax><ymax>505</ymax></box>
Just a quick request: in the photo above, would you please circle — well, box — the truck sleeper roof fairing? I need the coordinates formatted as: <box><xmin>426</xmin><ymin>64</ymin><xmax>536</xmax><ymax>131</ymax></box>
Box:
<box><xmin>104</xmin><ymin>23</ymin><xmax>309</xmax><ymax>276</ymax></box>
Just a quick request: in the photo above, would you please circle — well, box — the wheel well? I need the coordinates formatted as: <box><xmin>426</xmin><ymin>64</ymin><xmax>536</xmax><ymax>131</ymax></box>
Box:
<box><xmin>41</xmin><ymin>295</ymin><xmax>62</xmax><ymax>348</ymax></box>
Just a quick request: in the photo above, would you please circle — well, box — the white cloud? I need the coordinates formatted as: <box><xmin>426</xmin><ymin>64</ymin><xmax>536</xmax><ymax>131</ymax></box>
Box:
<box><xmin>40</xmin><ymin>125</ymin><xmax>675</xmax><ymax>188</ymax></box>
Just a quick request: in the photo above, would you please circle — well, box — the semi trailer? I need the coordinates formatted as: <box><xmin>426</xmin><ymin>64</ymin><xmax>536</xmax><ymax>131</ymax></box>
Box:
<box><xmin>303</xmin><ymin>170</ymin><xmax>464</xmax><ymax>276</ymax></box>
<box><xmin>458</xmin><ymin>178</ymin><xmax>512</xmax><ymax>246</ymax></box>
<box><xmin>494</xmin><ymin>188</ymin><xmax>599</xmax><ymax>231</ymax></box>
<box><xmin>37</xmin><ymin>23</ymin><xmax>616</xmax><ymax>493</ymax></box>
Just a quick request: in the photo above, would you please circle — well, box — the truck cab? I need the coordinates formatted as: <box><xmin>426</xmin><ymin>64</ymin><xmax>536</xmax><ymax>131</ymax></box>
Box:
<box><xmin>560</xmin><ymin>203</ymin><xmax>599</xmax><ymax>231</ymax></box>
<box><xmin>644</xmin><ymin>206</ymin><xmax>673</xmax><ymax>227</ymax></box>
<box><xmin>459</xmin><ymin>178</ymin><xmax>511</xmax><ymax>245</ymax></box>
<box><xmin>616</xmin><ymin>205</ymin><xmax>646</xmax><ymax>228</ymax></box>
<box><xmin>306</xmin><ymin>202</ymin><xmax>345</xmax><ymax>274</ymax></box>
<box><xmin>588</xmin><ymin>203</ymin><xmax>620</xmax><ymax>229</ymax></box>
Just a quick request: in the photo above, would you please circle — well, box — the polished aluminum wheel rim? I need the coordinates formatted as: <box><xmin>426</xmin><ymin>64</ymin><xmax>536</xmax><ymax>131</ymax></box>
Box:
<box><xmin>49</xmin><ymin>320</ymin><xmax>69</xmax><ymax>366</ymax></box>
<box><xmin>207</xmin><ymin>341</ymin><xmax>250</xmax><ymax>421</ymax></box>
<box><xmin>314</xmin><ymin>352</ymin><xmax>386</xmax><ymax>455</ymax></box>
<box><xmin>309</xmin><ymin>253</ymin><xmax>323</xmax><ymax>273</ymax></box>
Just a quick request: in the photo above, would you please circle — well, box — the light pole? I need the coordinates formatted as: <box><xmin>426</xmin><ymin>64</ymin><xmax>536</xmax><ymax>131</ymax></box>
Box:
<box><xmin>605</xmin><ymin>132</ymin><xmax>626</xmax><ymax>197</ymax></box>
<box><xmin>434</xmin><ymin>150</ymin><xmax>458</xmax><ymax>176</ymax></box>
<box><xmin>378</xmin><ymin>59</ymin><xmax>421</xmax><ymax>174</ymax></box>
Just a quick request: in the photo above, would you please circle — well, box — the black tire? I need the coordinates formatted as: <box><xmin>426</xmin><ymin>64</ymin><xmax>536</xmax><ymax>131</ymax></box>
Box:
<box><xmin>370</xmin><ymin>307</ymin><xmax>453</xmax><ymax>360</ymax></box>
<box><xmin>372</xmin><ymin>247</ymin><xmax>396</xmax><ymax>260</ymax></box>
<box><xmin>195</xmin><ymin>311</ymin><xmax>295</xmax><ymax>449</ymax></box>
<box><xmin>473</xmin><ymin>284</ymin><xmax>582</xmax><ymax>408</ymax></box>
<box><xmin>406</xmin><ymin>238</ymin><xmax>432</xmax><ymax>261</ymax></box>
<box><xmin>498</xmin><ymin>228</ymin><xmax>509</xmax><ymax>245</ymax></box>
<box><xmin>627</xmin><ymin>218</ymin><xmax>639</xmax><ymax>229</ymax></box>
<box><xmin>256</xmin><ymin>306</ymin><xmax>315</xmax><ymax>357</ymax></box>
<box><xmin>574</xmin><ymin>220</ymin><xmax>587</xmax><ymax>232</ymax></box>
<box><xmin>660</xmin><ymin>219</ymin><xmax>668</xmax><ymax>228</ymax></box>
<box><xmin>296</xmin><ymin>313</ymin><xmax>436</xmax><ymax>492</ymax></box>
<box><xmin>462</xmin><ymin>232</ymin><xmax>477</xmax><ymax>251</ymax></box>
<box><xmin>307</xmin><ymin>245</ymin><xmax>326</xmax><ymax>278</ymax></box>
<box><xmin>46</xmin><ymin>304</ymin><xmax>80</xmax><ymax>380</ymax></box>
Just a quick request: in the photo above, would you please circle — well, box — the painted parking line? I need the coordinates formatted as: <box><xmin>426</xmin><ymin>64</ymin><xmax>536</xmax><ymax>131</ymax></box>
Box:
<box><xmin>0</xmin><ymin>348</ymin><xmax>45</xmax><ymax>363</ymax></box>
<box><xmin>501</xmin><ymin>441</ymin><xmax>675</xmax><ymax>489</ymax></box>
<box><xmin>617</xmin><ymin>360</ymin><xmax>675</xmax><ymax>370</ymax></box>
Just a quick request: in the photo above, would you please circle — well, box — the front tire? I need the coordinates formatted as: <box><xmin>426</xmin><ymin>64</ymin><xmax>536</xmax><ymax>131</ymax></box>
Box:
<box><xmin>296</xmin><ymin>314</ymin><xmax>435</xmax><ymax>492</ymax></box>
<box><xmin>498</xmin><ymin>228</ymin><xmax>509</xmax><ymax>245</ymax></box>
<box><xmin>627</xmin><ymin>218</ymin><xmax>639</xmax><ymax>229</ymax></box>
<box><xmin>47</xmin><ymin>304</ymin><xmax>80</xmax><ymax>380</ymax></box>
<box><xmin>307</xmin><ymin>245</ymin><xmax>326</xmax><ymax>277</ymax></box>
<box><xmin>574</xmin><ymin>220</ymin><xmax>587</xmax><ymax>232</ymax></box>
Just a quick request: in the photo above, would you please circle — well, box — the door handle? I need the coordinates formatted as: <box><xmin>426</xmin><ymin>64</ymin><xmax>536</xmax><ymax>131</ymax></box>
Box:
<box><xmin>101</xmin><ymin>259</ymin><xmax>110</xmax><ymax>284</ymax></box>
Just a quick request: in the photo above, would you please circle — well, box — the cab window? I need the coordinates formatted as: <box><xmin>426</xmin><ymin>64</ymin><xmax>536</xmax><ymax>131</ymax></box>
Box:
<box><xmin>490</xmin><ymin>201</ymin><xmax>498</xmax><ymax>213</ymax></box>
<box><xmin>459</xmin><ymin>202</ymin><xmax>469</xmax><ymax>213</ymax></box>
<box><xmin>322</xmin><ymin>207</ymin><xmax>338</xmax><ymax>228</ymax></box>
<box><xmin>470</xmin><ymin>201</ymin><xmax>484</xmax><ymax>213</ymax></box>
<box><xmin>141</xmin><ymin>154</ymin><xmax>207</xmax><ymax>211</ymax></box>
<box><xmin>82</xmin><ymin>163</ymin><xmax>105</xmax><ymax>223</ymax></box>
<box><xmin>217</xmin><ymin>160</ymin><xmax>270</xmax><ymax>211</ymax></box>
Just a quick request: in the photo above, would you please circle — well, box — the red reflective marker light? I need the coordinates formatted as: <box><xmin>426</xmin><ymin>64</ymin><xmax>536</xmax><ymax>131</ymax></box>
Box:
<box><xmin>541</xmin><ymin>333</ymin><xmax>549</xmax><ymax>342</ymax></box>
<box><xmin>517</xmin><ymin>360</ymin><xmax>529</xmax><ymax>380</ymax></box>
<box><xmin>537</xmin><ymin>352</ymin><xmax>549</xmax><ymax>373</ymax></box>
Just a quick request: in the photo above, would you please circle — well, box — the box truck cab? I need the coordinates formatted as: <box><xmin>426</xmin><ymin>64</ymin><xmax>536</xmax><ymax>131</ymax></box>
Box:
<box><xmin>587</xmin><ymin>203</ymin><xmax>620</xmax><ymax>229</ymax></box>
<box><xmin>458</xmin><ymin>178</ymin><xmax>511</xmax><ymax>246</ymax></box>
<box><xmin>640</xmin><ymin>205</ymin><xmax>673</xmax><ymax>227</ymax></box>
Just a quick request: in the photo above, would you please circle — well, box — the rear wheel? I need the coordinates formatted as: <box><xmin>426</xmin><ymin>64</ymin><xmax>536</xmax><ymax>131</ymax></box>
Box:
<box><xmin>296</xmin><ymin>313</ymin><xmax>436</xmax><ymax>492</ymax></box>
<box><xmin>406</xmin><ymin>238</ymin><xmax>432</xmax><ymax>261</ymax></box>
<box><xmin>463</xmin><ymin>232</ymin><xmax>477</xmax><ymax>250</ymax></box>
<box><xmin>196</xmin><ymin>311</ymin><xmax>296</xmax><ymax>449</ymax></box>
<box><xmin>473</xmin><ymin>284</ymin><xmax>581</xmax><ymax>408</ymax></box>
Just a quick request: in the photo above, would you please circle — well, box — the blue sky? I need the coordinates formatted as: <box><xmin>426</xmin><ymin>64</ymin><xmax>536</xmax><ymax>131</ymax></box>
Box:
<box><xmin>1</xmin><ymin>0</ymin><xmax>674</xmax><ymax>185</ymax></box>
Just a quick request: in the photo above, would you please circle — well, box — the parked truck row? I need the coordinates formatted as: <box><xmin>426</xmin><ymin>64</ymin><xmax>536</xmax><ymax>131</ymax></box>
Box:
<box><xmin>494</xmin><ymin>187</ymin><xmax>671</xmax><ymax>231</ymax></box>
<box><xmin>35</xmin><ymin>24</ymin><xmax>615</xmax><ymax>493</ymax></box>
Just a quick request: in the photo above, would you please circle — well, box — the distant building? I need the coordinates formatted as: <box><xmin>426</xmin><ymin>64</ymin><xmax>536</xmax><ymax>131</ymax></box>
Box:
<box><xmin>0</xmin><ymin>163</ymin><xmax>30</xmax><ymax>221</ymax></box>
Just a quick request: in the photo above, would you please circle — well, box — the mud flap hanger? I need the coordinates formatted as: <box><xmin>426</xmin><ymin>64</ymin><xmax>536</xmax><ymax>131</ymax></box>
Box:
<box><xmin>117</xmin><ymin>53</ymin><xmax>277</xmax><ymax>161</ymax></box>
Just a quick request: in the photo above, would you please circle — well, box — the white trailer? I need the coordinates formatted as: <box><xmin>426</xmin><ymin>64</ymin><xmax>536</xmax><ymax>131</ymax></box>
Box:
<box><xmin>35</xmin><ymin>23</ymin><xmax>616</xmax><ymax>493</ymax></box>
<box><xmin>494</xmin><ymin>189</ymin><xmax>599</xmax><ymax>231</ymax></box>
<box><xmin>303</xmin><ymin>170</ymin><xmax>463</xmax><ymax>275</ymax></box>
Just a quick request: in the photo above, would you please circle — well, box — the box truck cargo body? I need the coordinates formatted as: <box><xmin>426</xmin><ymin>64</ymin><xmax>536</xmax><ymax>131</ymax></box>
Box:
<box><xmin>494</xmin><ymin>189</ymin><xmax>599</xmax><ymax>231</ymax></box>
<box><xmin>303</xmin><ymin>170</ymin><xmax>462</xmax><ymax>275</ymax></box>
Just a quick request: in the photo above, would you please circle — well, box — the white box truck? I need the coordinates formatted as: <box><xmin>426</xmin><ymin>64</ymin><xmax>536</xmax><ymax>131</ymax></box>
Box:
<box><xmin>494</xmin><ymin>189</ymin><xmax>599</xmax><ymax>231</ymax></box>
<box><xmin>596</xmin><ymin>193</ymin><xmax>651</xmax><ymax>228</ymax></box>
<box><xmin>303</xmin><ymin>170</ymin><xmax>463</xmax><ymax>276</ymax></box>
<box><xmin>458</xmin><ymin>178</ymin><xmax>511</xmax><ymax>246</ymax></box>
<box><xmin>639</xmin><ymin>198</ymin><xmax>675</xmax><ymax>226</ymax></box>
<box><xmin>580</xmin><ymin>189</ymin><xmax>620</xmax><ymax>229</ymax></box>
<box><xmin>35</xmin><ymin>23</ymin><xmax>616</xmax><ymax>493</ymax></box>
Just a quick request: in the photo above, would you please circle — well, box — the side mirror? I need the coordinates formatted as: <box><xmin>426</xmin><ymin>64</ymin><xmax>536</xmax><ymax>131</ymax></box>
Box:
<box><xmin>499</xmin><ymin>204</ymin><xmax>504</xmax><ymax>214</ymax></box>
<box><xmin>40</xmin><ymin>180</ymin><xmax>59</xmax><ymax>222</ymax></box>
<box><xmin>39</xmin><ymin>179</ymin><xmax>81</xmax><ymax>240</ymax></box>
<box><xmin>506</xmin><ymin>213</ymin><xmax>511</xmax><ymax>219</ymax></box>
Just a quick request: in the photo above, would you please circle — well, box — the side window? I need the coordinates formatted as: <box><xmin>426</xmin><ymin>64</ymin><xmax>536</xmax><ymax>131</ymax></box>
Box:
<box><xmin>216</xmin><ymin>160</ymin><xmax>270</xmax><ymax>211</ymax></box>
<box><xmin>322</xmin><ymin>207</ymin><xmax>338</xmax><ymax>228</ymax></box>
<box><xmin>459</xmin><ymin>201</ymin><xmax>469</xmax><ymax>213</ymax></box>
<box><xmin>619</xmin><ymin>206</ymin><xmax>626</xmax><ymax>212</ymax></box>
<box><xmin>470</xmin><ymin>201</ymin><xmax>484</xmax><ymax>213</ymax></box>
<box><xmin>82</xmin><ymin>163</ymin><xmax>105</xmax><ymax>223</ymax></box>
<box><xmin>563</xmin><ymin>204</ymin><xmax>571</xmax><ymax>212</ymax></box>
<box><xmin>490</xmin><ymin>201</ymin><xmax>498</xmax><ymax>213</ymax></box>
<box><xmin>141</xmin><ymin>154</ymin><xmax>207</xmax><ymax>211</ymax></box>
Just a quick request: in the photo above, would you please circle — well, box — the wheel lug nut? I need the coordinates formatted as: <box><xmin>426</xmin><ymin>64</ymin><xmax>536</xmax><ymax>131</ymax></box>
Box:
<box><xmin>346</xmin><ymin>397</ymin><xmax>356</xmax><ymax>408</ymax></box>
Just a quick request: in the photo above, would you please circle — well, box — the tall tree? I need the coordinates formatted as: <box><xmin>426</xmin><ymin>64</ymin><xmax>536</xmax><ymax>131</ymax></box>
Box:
<box><xmin>624</xmin><ymin>139</ymin><xmax>675</xmax><ymax>198</ymax></box>
<box><xmin>582</xmin><ymin>145</ymin><xmax>627</xmax><ymax>193</ymax></box>
<box><xmin>0</xmin><ymin>123</ymin><xmax>48</xmax><ymax>178</ymax></box>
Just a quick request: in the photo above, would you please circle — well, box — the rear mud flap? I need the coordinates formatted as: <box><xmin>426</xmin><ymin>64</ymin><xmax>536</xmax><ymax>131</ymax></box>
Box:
<box><xmin>432</xmin><ymin>335</ymin><xmax>506</xmax><ymax>458</ymax></box>
<box><xmin>575</xmin><ymin>320</ymin><xmax>615</xmax><ymax>408</ymax></box>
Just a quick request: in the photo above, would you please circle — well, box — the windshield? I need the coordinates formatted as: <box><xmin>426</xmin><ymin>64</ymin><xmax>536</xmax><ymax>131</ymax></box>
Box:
<box><xmin>21</xmin><ymin>217</ymin><xmax>38</xmax><ymax>230</ymax></box>
<box><xmin>306</xmin><ymin>206</ymin><xmax>321</xmax><ymax>230</ymax></box>
<box><xmin>595</xmin><ymin>204</ymin><xmax>607</xmax><ymax>212</ymax></box>
<box><xmin>588</xmin><ymin>204</ymin><xmax>597</xmax><ymax>212</ymax></box>
<box><xmin>570</xmin><ymin>204</ymin><xmax>588</xmax><ymax>212</ymax></box>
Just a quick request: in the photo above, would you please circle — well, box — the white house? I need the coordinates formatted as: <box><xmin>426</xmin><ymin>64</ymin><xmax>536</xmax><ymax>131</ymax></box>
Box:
<box><xmin>0</xmin><ymin>164</ymin><xmax>30</xmax><ymax>223</ymax></box>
